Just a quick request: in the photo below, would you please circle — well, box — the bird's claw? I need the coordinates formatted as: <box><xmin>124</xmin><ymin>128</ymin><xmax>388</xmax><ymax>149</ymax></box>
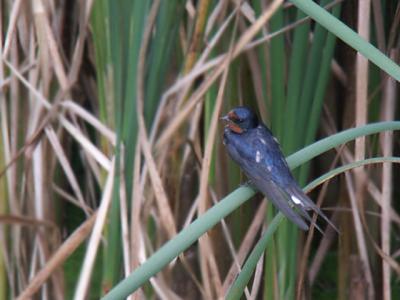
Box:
<box><xmin>240</xmin><ymin>180</ymin><xmax>253</xmax><ymax>188</ymax></box>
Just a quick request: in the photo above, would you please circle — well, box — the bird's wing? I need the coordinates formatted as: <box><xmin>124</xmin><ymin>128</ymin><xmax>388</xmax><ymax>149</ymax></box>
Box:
<box><xmin>231</xmin><ymin>149</ymin><xmax>307</xmax><ymax>230</ymax></box>
<box><xmin>250</xmin><ymin>175</ymin><xmax>309</xmax><ymax>230</ymax></box>
<box><xmin>248</xmin><ymin>133</ymin><xmax>338</xmax><ymax>232</ymax></box>
<box><xmin>243</xmin><ymin>154</ymin><xmax>337</xmax><ymax>232</ymax></box>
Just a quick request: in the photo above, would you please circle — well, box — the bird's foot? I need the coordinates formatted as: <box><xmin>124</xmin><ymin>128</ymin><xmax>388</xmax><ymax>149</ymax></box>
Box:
<box><xmin>240</xmin><ymin>180</ymin><xmax>254</xmax><ymax>188</ymax></box>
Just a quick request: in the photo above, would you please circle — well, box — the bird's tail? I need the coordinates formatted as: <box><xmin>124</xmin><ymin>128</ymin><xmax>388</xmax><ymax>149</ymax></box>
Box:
<box><xmin>287</xmin><ymin>185</ymin><xmax>339</xmax><ymax>234</ymax></box>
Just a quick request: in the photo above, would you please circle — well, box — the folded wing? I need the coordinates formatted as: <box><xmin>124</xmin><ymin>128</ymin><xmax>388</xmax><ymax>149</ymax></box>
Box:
<box><xmin>250</xmin><ymin>175</ymin><xmax>309</xmax><ymax>230</ymax></box>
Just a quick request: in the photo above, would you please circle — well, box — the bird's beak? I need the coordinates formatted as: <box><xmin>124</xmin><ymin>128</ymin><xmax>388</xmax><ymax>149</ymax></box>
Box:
<box><xmin>220</xmin><ymin>114</ymin><xmax>230</xmax><ymax>121</ymax></box>
<box><xmin>221</xmin><ymin>110</ymin><xmax>237</xmax><ymax>122</ymax></box>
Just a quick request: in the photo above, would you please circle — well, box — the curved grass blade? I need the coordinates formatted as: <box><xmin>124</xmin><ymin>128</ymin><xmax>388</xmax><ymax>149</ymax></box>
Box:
<box><xmin>225</xmin><ymin>213</ymin><xmax>284</xmax><ymax>300</ymax></box>
<box><xmin>102</xmin><ymin>121</ymin><xmax>400</xmax><ymax>299</ymax></box>
<box><xmin>289</xmin><ymin>0</ymin><xmax>400</xmax><ymax>81</ymax></box>
<box><xmin>304</xmin><ymin>156</ymin><xmax>400</xmax><ymax>192</ymax></box>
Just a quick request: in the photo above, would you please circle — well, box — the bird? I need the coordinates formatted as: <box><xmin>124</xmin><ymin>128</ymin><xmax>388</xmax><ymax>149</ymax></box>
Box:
<box><xmin>221</xmin><ymin>106</ymin><xmax>337</xmax><ymax>232</ymax></box>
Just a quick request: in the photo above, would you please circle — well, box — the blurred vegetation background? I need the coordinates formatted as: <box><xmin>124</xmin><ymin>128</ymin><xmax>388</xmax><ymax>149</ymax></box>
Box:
<box><xmin>0</xmin><ymin>0</ymin><xmax>400</xmax><ymax>299</ymax></box>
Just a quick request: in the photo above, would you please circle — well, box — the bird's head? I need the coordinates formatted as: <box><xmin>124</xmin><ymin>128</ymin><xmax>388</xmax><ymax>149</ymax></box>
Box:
<box><xmin>221</xmin><ymin>106</ymin><xmax>259</xmax><ymax>133</ymax></box>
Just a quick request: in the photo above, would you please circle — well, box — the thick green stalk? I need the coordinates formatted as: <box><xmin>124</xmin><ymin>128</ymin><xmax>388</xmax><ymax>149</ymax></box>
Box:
<box><xmin>297</xmin><ymin>0</ymin><xmax>331</xmax><ymax>146</ymax></box>
<box><xmin>298</xmin><ymin>3</ymin><xmax>342</xmax><ymax>183</ymax></box>
<box><xmin>284</xmin><ymin>9</ymin><xmax>309</xmax><ymax>154</ymax></box>
<box><xmin>266</xmin><ymin>7</ymin><xmax>288</xmax><ymax>299</ymax></box>
<box><xmin>269</xmin><ymin>7</ymin><xmax>286</xmax><ymax>138</ymax></box>
<box><xmin>145</xmin><ymin>1</ymin><xmax>184</xmax><ymax>125</ymax></box>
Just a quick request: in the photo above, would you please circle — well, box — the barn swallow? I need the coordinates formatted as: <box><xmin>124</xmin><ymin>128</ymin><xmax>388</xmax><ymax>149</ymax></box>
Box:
<box><xmin>222</xmin><ymin>106</ymin><xmax>337</xmax><ymax>232</ymax></box>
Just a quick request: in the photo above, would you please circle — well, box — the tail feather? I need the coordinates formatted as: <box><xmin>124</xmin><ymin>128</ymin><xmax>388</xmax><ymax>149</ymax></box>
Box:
<box><xmin>288</xmin><ymin>185</ymin><xmax>339</xmax><ymax>234</ymax></box>
<box><xmin>295</xmin><ymin>207</ymin><xmax>324</xmax><ymax>234</ymax></box>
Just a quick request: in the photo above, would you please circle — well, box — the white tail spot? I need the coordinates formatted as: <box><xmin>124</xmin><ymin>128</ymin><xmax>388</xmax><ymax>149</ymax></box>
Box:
<box><xmin>256</xmin><ymin>151</ymin><xmax>261</xmax><ymax>163</ymax></box>
<box><xmin>260</xmin><ymin>138</ymin><xmax>267</xmax><ymax>145</ymax></box>
<box><xmin>291</xmin><ymin>195</ymin><xmax>304</xmax><ymax>206</ymax></box>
